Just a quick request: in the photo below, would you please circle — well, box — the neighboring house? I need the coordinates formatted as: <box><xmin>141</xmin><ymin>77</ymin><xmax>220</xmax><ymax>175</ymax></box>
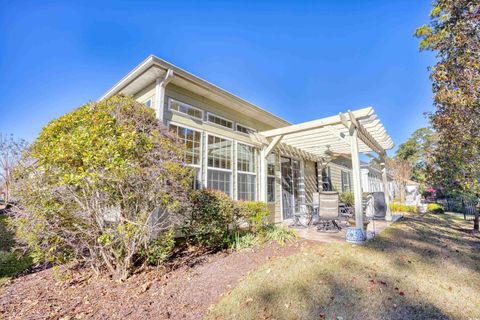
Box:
<box><xmin>360</xmin><ymin>161</ymin><xmax>400</xmax><ymax>198</ymax></box>
<box><xmin>101</xmin><ymin>55</ymin><xmax>394</xmax><ymax>223</ymax></box>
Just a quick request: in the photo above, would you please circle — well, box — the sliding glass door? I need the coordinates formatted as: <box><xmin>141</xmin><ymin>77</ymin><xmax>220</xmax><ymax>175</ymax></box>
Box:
<box><xmin>281</xmin><ymin>157</ymin><xmax>301</xmax><ymax>220</ymax></box>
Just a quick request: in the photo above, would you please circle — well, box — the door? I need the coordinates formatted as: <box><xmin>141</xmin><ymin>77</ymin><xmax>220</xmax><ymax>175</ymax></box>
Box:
<box><xmin>281</xmin><ymin>157</ymin><xmax>294</xmax><ymax>219</ymax></box>
<box><xmin>281</xmin><ymin>157</ymin><xmax>302</xmax><ymax>220</ymax></box>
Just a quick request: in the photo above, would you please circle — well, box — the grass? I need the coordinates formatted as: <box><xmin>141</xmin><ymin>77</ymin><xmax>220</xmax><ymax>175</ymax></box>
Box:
<box><xmin>208</xmin><ymin>213</ymin><xmax>480</xmax><ymax>320</ymax></box>
<box><xmin>0</xmin><ymin>214</ymin><xmax>32</xmax><ymax>285</ymax></box>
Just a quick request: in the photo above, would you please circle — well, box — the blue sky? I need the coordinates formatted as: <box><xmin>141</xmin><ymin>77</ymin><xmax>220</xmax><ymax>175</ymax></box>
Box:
<box><xmin>0</xmin><ymin>0</ymin><xmax>435</xmax><ymax>154</ymax></box>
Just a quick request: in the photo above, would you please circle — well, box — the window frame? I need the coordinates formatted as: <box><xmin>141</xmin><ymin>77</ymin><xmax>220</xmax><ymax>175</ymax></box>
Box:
<box><xmin>168</xmin><ymin>98</ymin><xmax>204</xmax><ymax>120</ymax></box>
<box><xmin>168</xmin><ymin>121</ymin><xmax>203</xmax><ymax>189</ymax></box>
<box><xmin>206</xmin><ymin>133</ymin><xmax>234</xmax><ymax>196</ymax></box>
<box><xmin>266</xmin><ymin>153</ymin><xmax>276</xmax><ymax>203</ymax></box>
<box><xmin>341</xmin><ymin>170</ymin><xmax>352</xmax><ymax>193</ymax></box>
<box><xmin>207</xmin><ymin>112</ymin><xmax>234</xmax><ymax>131</ymax></box>
<box><xmin>235</xmin><ymin>123</ymin><xmax>256</xmax><ymax>136</ymax></box>
<box><xmin>235</xmin><ymin>141</ymin><xmax>257</xmax><ymax>201</ymax></box>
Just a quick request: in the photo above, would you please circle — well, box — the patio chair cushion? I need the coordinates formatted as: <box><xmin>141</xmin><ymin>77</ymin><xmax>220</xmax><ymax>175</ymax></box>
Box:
<box><xmin>319</xmin><ymin>191</ymin><xmax>339</xmax><ymax>219</ymax></box>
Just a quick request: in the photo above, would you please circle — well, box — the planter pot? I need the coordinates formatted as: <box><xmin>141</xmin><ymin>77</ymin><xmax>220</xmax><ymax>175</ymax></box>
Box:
<box><xmin>345</xmin><ymin>227</ymin><xmax>366</xmax><ymax>244</ymax></box>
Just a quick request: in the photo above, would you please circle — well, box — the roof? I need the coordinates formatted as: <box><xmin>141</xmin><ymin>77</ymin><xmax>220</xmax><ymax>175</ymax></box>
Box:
<box><xmin>100</xmin><ymin>55</ymin><xmax>291</xmax><ymax>129</ymax></box>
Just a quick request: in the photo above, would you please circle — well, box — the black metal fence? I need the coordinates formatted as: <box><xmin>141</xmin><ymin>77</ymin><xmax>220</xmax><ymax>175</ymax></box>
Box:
<box><xmin>437</xmin><ymin>197</ymin><xmax>479</xmax><ymax>220</ymax></box>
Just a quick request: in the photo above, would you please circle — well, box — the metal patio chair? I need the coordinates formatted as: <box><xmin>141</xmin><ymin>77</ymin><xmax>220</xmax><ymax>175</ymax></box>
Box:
<box><xmin>317</xmin><ymin>191</ymin><xmax>341</xmax><ymax>232</ymax></box>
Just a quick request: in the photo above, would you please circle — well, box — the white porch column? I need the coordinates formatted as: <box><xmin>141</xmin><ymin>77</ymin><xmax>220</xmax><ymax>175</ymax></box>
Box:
<box><xmin>155</xmin><ymin>69</ymin><xmax>173</xmax><ymax>123</ymax></box>
<box><xmin>381</xmin><ymin>162</ymin><xmax>392</xmax><ymax>221</ymax></box>
<box><xmin>350</xmin><ymin>128</ymin><xmax>364</xmax><ymax>231</ymax></box>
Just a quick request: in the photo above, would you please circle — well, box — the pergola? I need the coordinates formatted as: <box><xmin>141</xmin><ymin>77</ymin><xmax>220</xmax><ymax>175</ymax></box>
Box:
<box><xmin>257</xmin><ymin>107</ymin><xmax>394</xmax><ymax>234</ymax></box>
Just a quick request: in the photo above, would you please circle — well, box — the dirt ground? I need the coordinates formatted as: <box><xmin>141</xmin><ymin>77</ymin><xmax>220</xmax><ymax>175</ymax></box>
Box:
<box><xmin>0</xmin><ymin>240</ymin><xmax>314</xmax><ymax>320</ymax></box>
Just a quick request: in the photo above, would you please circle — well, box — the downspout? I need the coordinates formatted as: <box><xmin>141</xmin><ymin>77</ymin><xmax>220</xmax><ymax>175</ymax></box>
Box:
<box><xmin>155</xmin><ymin>69</ymin><xmax>174</xmax><ymax>123</ymax></box>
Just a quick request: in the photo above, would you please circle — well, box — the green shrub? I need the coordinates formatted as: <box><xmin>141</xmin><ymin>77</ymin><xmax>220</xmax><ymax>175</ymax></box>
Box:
<box><xmin>183</xmin><ymin>189</ymin><xmax>238</xmax><ymax>249</ymax></box>
<box><xmin>10</xmin><ymin>95</ymin><xmax>193</xmax><ymax>279</ymax></box>
<box><xmin>261</xmin><ymin>224</ymin><xmax>297</xmax><ymax>245</ymax></box>
<box><xmin>237</xmin><ymin>201</ymin><xmax>270</xmax><ymax>233</ymax></box>
<box><xmin>140</xmin><ymin>229</ymin><xmax>175</xmax><ymax>266</ymax></box>
<box><xmin>340</xmin><ymin>192</ymin><xmax>355</xmax><ymax>207</ymax></box>
<box><xmin>427</xmin><ymin>203</ymin><xmax>445</xmax><ymax>214</ymax></box>
<box><xmin>389</xmin><ymin>202</ymin><xmax>417</xmax><ymax>213</ymax></box>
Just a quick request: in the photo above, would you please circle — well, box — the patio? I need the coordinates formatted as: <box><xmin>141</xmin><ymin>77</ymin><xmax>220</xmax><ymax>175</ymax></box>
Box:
<box><xmin>283</xmin><ymin>214</ymin><xmax>403</xmax><ymax>243</ymax></box>
<box><xmin>257</xmin><ymin>107</ymin><xmax>395</xmax><ymax>243</ymax></box>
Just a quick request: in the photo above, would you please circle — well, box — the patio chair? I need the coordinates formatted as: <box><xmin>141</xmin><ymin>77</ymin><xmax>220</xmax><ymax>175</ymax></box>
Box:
<box><xmin>317</xmin><ymin>191</ymin><xmax>341</xmax><ymax>232</ymax></box>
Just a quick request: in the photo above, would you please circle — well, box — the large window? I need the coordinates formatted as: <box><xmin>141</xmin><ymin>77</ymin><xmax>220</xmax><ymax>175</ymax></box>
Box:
<box><xmin>169</xmin><ymin>99</ymin><xmax>203</xmax><ymax>120</ymax></box>
<box><xmin>207</xmin><ymin>113</ymin><xmax>233</xmax><ymax>130</ymax></box>
<box><xmin>267</xmin><ymin>153</ymin><xmax>276</xmax><ymax>202</ymax></box>
<box><xmin>169</xmin><ymin>124</ymin><xmax>202</xmax><ymax>189</ymax></box>
<box><xmin>207</xmin><ymin>135</ymin><xmax>232</xmax><ymax>195</ymax></box>
<box><xmin>237</xmin><ymin>143</ymin><xmax>257</xmax><ymax>201</ymax></box>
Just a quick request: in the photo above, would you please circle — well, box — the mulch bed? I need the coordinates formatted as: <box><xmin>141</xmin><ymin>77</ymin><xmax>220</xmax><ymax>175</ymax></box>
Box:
<box><xmin>0</xmin><ymin>240</ymin><xmax>314</xmax><ymax>320</ymax></box>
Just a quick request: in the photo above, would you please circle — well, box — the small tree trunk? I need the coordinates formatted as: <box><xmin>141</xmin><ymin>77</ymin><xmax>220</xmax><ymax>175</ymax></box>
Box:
<box><xmin>474</xmin><ymin>211</ymin><xmax>479</xmax><ymax>232</ymax></box>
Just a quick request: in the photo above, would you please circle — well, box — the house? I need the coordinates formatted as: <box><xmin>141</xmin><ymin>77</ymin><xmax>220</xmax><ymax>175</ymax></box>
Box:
<box><xmin>101</xmin><ymin>55</ymin><xmax>394</xmax><ymax>228</ymax></box>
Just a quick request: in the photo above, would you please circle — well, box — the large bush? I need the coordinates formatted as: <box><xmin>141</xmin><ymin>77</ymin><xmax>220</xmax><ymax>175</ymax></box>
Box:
<box><xmin>183</xmin><ymin>189</ymin><xmax>238</xmax><ymax>249</ymax></box>
<box><xmin>183</xmin><ymin>190</ymin><xmax>272</xmax><ymax>250</ymax></box>
<box><xmin>237</xmin><ymin>201</ymin><xmax>270</xmax><ymax>233</ymax></box>
<box><xmin>11</xmin><ymin>95</ymin><xmax>193</xmax><ymax>279</ymax></box>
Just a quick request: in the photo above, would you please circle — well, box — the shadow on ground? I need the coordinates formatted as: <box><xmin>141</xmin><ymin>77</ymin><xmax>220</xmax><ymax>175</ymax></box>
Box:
<box><xmin>208</xmin><ymin>213</ymin><xmax>480</xmax><ymax>320</ymax></box>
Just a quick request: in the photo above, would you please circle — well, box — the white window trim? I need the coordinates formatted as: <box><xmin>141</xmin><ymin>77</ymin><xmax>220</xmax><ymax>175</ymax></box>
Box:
<box><xmin>168</xmin><ymin>121</ymin><xmax>203</xmax><ymax>169</ymax></box>
<box><xmin>236</xmin><ymin>141</ymin><xmax>257</xmax><ymax>201</ymax></box>
<box><xmin>206</xmin><ymin>133</ymin><xmax>234</xmax><ymax>196</ymax></box>
<box><xmin>168</xmin><ymin>98</ymin><xmax>204</xmax><ymax>120</ymax></box>
<box><xmin>206</xmin><ymin>112</ymin><xmax>234</xmax><ymax>131</ymax></box>
<box><xmin>266</xmin><ymin>153</ymin><xmax>276</xmax><ymax>203</ymax></box>
<box><xmin>235</xmin><ymin>123</ymin><xmax>256</xmax><ymax>135</ymax></box>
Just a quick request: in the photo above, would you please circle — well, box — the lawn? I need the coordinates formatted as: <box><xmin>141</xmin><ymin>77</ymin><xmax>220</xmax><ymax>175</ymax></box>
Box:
<box><xmin>0</xmin><ymin>214</ymin><xmax>32</xmax><ymax>286</ymax></box>
<box><xmin>208</xmin><ymin>213</ymin><xmax>480</xmax><ymax>320</ymax></box>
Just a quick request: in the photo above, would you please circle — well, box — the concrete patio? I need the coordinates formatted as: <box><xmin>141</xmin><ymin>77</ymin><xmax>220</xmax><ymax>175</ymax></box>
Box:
<box><xmin>284</xmin><ymin>214</ymin><xmax>403</xmax><ymax>243</ymax></box>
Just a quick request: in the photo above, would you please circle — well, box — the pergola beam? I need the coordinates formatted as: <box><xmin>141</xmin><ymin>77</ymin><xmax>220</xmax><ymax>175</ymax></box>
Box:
<box><xmin>260</xmin><ymin>107</ymin><xmax>375</xmax><ymax>138</ymax></box>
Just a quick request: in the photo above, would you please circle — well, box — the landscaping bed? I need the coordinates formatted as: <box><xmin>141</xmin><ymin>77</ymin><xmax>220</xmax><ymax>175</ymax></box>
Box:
<box><xmin>0</xmin><ymin>240</ymin><xmax>314</xmax><ymax>320</ymax></box>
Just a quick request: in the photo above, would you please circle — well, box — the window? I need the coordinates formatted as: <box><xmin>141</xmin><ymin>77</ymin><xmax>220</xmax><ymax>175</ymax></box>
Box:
<box><xmin>169</xmin><ymin>99</ymin><xmax>203</xmax><ymax>120</ymax></box>
<box><xmin>169</xmin><ymin>124</ymin><xmax>202</xmax><ymax>189</ymax></box>
<box><xmin>236</xmin><ymin>124</ymin><xmax>255</xmax><ymax>135</ymax></box>
<box><xmin>207</xmin><ymin>113</ymin><xmax>233</xmax><ymax>130</ymax></box>
<box><xmin>322</xmin><ymin>167</ymin><xmax>332</xmax><ymax>191</ymax></box>
<box><xmin>207</xmin><ymin>135</ymin><xmax>232</xmax><ymax>195</ymax></box>
<box><xmin>169</xmin><ymin>124</ymin><xmax>202</xmax><ymax>165</ymax></box>
<box><xmin>267</xmin><ymin>153</ymin><xmax>276</xmax><ymax>202</ymax></box>
<box><xmin>341</xmin><ymin>170</ymin><xmax>352</xmax><ymax>192</ymax></box>
<box><xmin>237</xmin><ymin>143</ymin><xmax>257</xmax><ymax>201</ymax></box>
<box><xmin>143</xmin><ymin>98</ymin><xmax>152</xmax><ymax>107</ymax></box>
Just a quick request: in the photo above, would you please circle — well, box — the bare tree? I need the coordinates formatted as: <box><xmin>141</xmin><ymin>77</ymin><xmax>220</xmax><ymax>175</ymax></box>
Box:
<box><xmin>0</xmin><ymin>134</ymin><xmax>28</xmax><ymax>204</ymax></box>
<box><xmin>386</xmin><ymin>157</ymin><xmax>412</xmax><ymax>203</ymax></box>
